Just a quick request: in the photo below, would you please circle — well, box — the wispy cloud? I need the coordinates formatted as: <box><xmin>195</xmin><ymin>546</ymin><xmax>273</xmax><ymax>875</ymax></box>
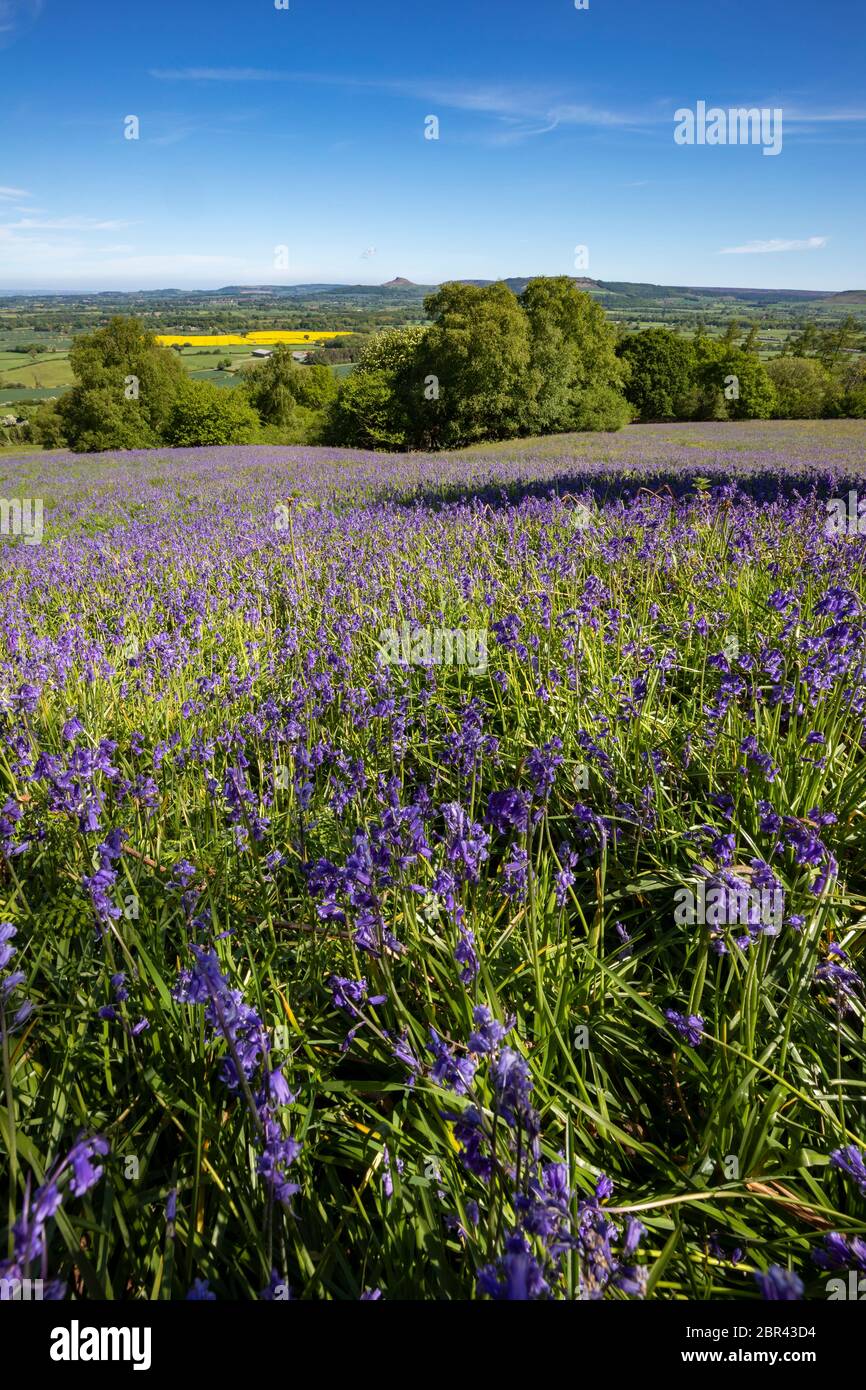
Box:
<box><xmin>1</xmin><ymin>216</ymin><xmax>133</xmax><ymax>231</ymax></box>
<box><xmin>0</xmin><ymin>184</ymin><xmax>31</xmax><ymax>200</ymax></box>
<box><xmin>0</xmin><ymin>0</ymin><xmax>43</xmax><ymax>45</ymax></box>
<box><xmin>719</xmin><ymin>236</ymin><xmax>829</xmax><ymax>255</ymax></box>
<box><xmin>784</xmin><ymin>107</ymin><xmax>866</xmax><ymax>124</ymax></box>
<box><xmin>0</xmin><ymin>238</ymin><xmax>259</xmax><ymax>281</ymax></box>
<box><xmin>148</xmin><ymin>69</ymin><xmax>866</xmax><ymax>148</ymax></box>
<box><xmin>148</xmin><ymin>67</ymin><xmax>654</xmax><ymax>142</ymax></box>
<box><xmin>150</xmin><ymin>67</ymin><xmax>289</xmax><ymax>82</ymax></box>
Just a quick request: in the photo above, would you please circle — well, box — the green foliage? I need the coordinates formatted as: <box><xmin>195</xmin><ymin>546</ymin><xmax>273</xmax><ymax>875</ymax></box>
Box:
<box><xmin>164</xmin><ymin>380</ymin><xmax>260</xmax><ymax>446</ymax></box>
<box><xmin>327</xmin><ymin>280</ymin><xmax>631</xmax><ymax>450</ymax></box>
<box><xmin>256</xmin><ymin>405</ymin><xmax>330</xmax><ymax>446</ymax></box>
<box><xmin>837</xmin><ymin>358</ymin><xmax>866</xmax><ymax>419</ymax></box>
<box><xmin>724</xmin><ymin>352</ymin><xmax>777</xmax><ymax>421</ymax></box>
<box><xmin>416</xmin><ymin>282</ymin><xmax>532</xmax><ymax>447</ymax></box>
<box><xmin>618</xmin><ymin>328</ymin><xmax>697</xmax><ymax>421</ymax></box>
<box><xmin>816</xmin><ymin>314</ymin><xmax>861</xmax><ymax>370</ymax></box>
<box><xmin>354</xmin><ymin>325</ymin><xmax>427</xmax><ymax>378</ymax></box>
<box><xmin>571</xmin><ymin>381</ymin><xmax>634</xmax><ymax>431</ymax></box>
<box><xmin>325</xmin><ymin>368</ymin><xmax>410</xmax><ymax>449</ymax></box>
<box><xmin>766</xmin><ymin>356</ymin><xmax>837</xmax><ymax>419</ymax></box>
<box><xmin>56</xmin><ymin>316</ymin><xmax>187</xmax><ymax>452</ymax></box>
<box><xmin>520</xmin><ymin>277</ymin><xmax>629</xmax><ymax>433</ymax></box>
<box><xmin>28</xmin><ymin>400</ymin><xmax>70</xmax><ymax>449</ymax></box>
<box><xmin>60</xmin><ymin>387</ymin><xmax>161</xmax><ymax>452</ymax></box>
<box><xmin>694</xmin><ymin>343</ymin><xmax>777</xmax><ymax>421</ymax></box>
<box><xmin>289</xmin><ymin>364</ymin><xmax>338</xmax><ymax>411</ymax></box>
<box><xmin>241</xmin><ymin>346</ymin><xmax>337</xmax><ymax>429</ymax></box>
<box><xmin>327</xmin><ymin>326</ymin><xmax>426</xmax><ymax>447</ymax></box>
<box><xmin>23</xmin><ymin>302</ymin><xmax>866</xmax><ymax>458</ymax></box>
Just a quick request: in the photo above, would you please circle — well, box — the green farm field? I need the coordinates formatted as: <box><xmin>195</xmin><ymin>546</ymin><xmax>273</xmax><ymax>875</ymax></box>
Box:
<box><xmin>0</xmin><ymin>341</ymin><xmax>348</xmax><ymax>406</ymax></box>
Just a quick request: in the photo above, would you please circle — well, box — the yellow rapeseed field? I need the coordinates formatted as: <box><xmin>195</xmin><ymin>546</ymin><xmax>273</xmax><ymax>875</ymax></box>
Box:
<box><xmin>154</xmin><ymin>331</ymin><xmax>352</xmax><ymax>346</ymax></box>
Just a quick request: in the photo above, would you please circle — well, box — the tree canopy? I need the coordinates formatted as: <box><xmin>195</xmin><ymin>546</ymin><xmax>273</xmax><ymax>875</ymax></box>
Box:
<box><xmin>55</xmin><ymin>316</ymin><xmax>187</xmax><ymax>450</ymax></box>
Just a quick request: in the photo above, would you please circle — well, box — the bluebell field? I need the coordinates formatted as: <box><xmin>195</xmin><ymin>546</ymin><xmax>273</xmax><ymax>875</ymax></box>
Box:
<box><xmin>1</xmin><ymin>419</ymin><xmax>865</xmax><ymax>1301</ymax></box>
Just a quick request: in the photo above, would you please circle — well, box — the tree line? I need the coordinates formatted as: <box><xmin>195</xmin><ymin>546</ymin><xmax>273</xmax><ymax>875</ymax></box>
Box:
<box><xmin>22</xmin><ymin>280</ymin><xmax>866</xmax><ymax>453</ymax></box>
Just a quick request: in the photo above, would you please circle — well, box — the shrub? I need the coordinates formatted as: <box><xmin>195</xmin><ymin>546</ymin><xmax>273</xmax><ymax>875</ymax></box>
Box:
<box><xmin>694</xmin><ymin>346</ymin><xmax>776</xmax><ymax>421</ymax></box>
<box><xmin>766</xmin><ymin>356</ymin><xmax>836</xmax><ymax>419</ymax></box>
<box><xmin>242</xmin><ymin>347</ymin><xmax>337</xmax><ymax>429</ymax></box>
<box><xmin>325</xmin><ymin>369</ymin><xmax>409</xmax><ymax>449</ymax></box>
<box><xmin>618</xmin><ymin>328</ymin><xmax>696</xmax><ymax>421</ymax></box>
<box><xmin>164</xmin><ymin>380</ymin><xmax>260</xmax><ymax>446</ymax></box>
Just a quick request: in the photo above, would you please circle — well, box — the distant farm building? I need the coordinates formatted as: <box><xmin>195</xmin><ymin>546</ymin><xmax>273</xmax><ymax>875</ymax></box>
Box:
<box><xmin>251</xmin><ymin>349</ymin><xmax>273</xmax><ymax>358</ymax></box>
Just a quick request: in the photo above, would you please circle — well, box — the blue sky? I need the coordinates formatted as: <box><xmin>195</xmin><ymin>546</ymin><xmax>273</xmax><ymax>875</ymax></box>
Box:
<box><xmin>1</xmin><ymin>0</ymin><xmax>864</xmax><ymax>291</ymax></box>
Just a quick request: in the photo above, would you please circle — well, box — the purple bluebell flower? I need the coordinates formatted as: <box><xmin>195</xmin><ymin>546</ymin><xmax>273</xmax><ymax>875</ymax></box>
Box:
<box><xmin>486</xmin><ymin>789</ymin><xmax>530</xmax><ymax>835</ymax></box>
<box><xmin>489</xmin><ymin>1047</ymin><xmax>539</xmax><ymax>1138</ymax></box>
<box><xmin>477</xmin><ymin>1232</ymin><xmax>550</xmax><ymax>1301</ymax></box>
<box><xmin>665</xmin><ymin>1009</ymin><xmax>705</xmax><ymax>1047</ymax></box>
<box><xmin>812</xmin><ymin>1232</ymin><xmax>866</xmax><ymax>1272</ymax></box>
<box><xmin>0</xmin><ymin>923</ymin><xmax>32</xmax><ymax>1040</ymax></box>
<box><xmin>427</xmin><ymin>1029</ymin><xmax>476</xmax><ymax>1095</ymax></box>
<box><xmin>830</xmin><ymin>1145</ymin><xmax>866</xmax><ymax>1195</ymax></box>
<box><xmin>0</xmin><ymin>1133</ymin><xmax>109</xmax><ymax>1288</ymax></box>
<box><xmin>175</xmin><ymin>947</ymin><xmax>302</xmax><ymax>1208</ymax></box>
<box><xmin>525</xmin><ymin>739</ymin><xmax>563</xmax><ymax>800</ymax></box>
<box><xmin>755</xmin><ymin>1266</ymin><xmax>803</xmax><ymax>1300</ymax></box>
<box><xmin>186</xmin><ymin>1278</ymin><xmax>216</xmax><ymax>1300</ymax></box>
<box><xmin>454</xmin><ymin>924</ymin><xmax>479</xmax><ymax>985</ymax></box>
<box><xmin>468</xmin><ymin>1005</ymin><xmax>512</xmax><ymax>1054</ymax></box>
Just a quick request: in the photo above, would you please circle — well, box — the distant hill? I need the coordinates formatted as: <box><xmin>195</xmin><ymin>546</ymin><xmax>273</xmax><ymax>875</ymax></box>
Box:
<box><xmin>3</xmin><ymin>280</ymin><xmax>864</xmax><ymax>339</ymax></box>
<box><xmin>461</xmin><ymin>279</ymin><xmax>839</xmax><ymax>304</ymax></box>
<box><xmin>8</xmin><ymin>279</ymin><xmax>860</xmax><ymax>305</ymax></box>
<box><xmin>200</xmin><ymin>278</ymin><xmax>862</xmax><ymax>307</ymax></box>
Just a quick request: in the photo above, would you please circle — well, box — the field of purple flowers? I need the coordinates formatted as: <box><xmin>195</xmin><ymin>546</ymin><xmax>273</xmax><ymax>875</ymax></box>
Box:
<box><xmin>1</xmin><ymin>419</ymin><xmax>865</xmax><ymax>1301</ymax></box>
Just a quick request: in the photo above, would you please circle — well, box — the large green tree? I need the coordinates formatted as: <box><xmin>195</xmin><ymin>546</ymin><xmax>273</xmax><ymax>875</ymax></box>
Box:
<box><xmin>618</xmin><ymin>328</ymin><xmax>696</xmax><ymax>421</ymax></box>
<box><xmin>326</xmin><ymin>280</ymin><xmax>634</xmax><ymax>449</ymax></box>
<box><xmin>694</xmin><ymin>342</ymin><xmax>776</xmax><ymax>420</ymax></box>
<box><xmin>56</xmin><ymin>316</ymin><xmax>186</xmax><ymax>451</ymax></box>
<box><xmin>325</xmin><ymin>369</ymin><xmax>410</xmax><ymax>450</ymax></box>
<box><xmin>354</xmin><ymin>325</ymin><xmax>427</xmax><ymax>379</ymax></box>
<box><xmin>323</xmin><ymin>327</ymin><xmax>428</xmax><ymax>448</ymax></box>
<box><xmin>417</xmin><ymin>281</ymin><xmax>533</xmax><ymax>447</ymax></box>
<box><xmin>520</xmin><ymin>277</ymin><xmax>629</xmax><ymax>433</ymax></box>
<box><xmin>817</xmin><ymin>315</ymin><xmax>860</xmax><ymax>371</ymax></box>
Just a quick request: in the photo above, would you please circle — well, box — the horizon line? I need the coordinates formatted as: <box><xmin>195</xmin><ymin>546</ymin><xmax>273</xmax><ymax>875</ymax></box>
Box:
<box><xmin>0</xmin><ymin>277</ymin><xmax>862</xmax><ymax>298</ymax></box>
